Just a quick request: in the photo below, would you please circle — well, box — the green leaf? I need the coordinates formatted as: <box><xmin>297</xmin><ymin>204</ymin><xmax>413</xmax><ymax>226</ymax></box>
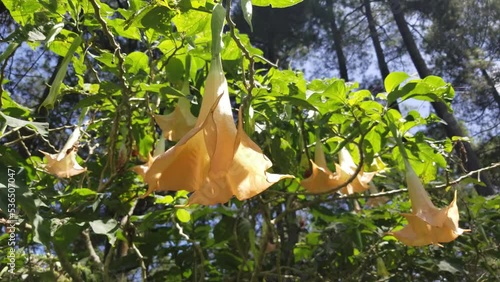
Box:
<box><xmin>89</xmin><ymin>219</ymin><xmax>118</xmax><ymax>235</ymax></box>
<box><xmin>3</xmin><ymin>0</ymin><xmax>42</xmax><ymax>25</ymax></box>
<box><xmin>0</xmin><ymin>42</ymin><xmax>19</xmax><ymax>64</ymax></box>
<box><xmin>173</xmin><ymin>9</ymin><xmax>211</xmax><ymax>37</ymax></box>
<box><xmin>69</xmin><ymin>188</ymin><xmax>97</xmax><ymax>197</ymax></box>
<box><xmin>73</xmin><ymin>94</ymin><xmax>107</xmax><ymax>109</ymax></box>
<box><xmin>213</xmin><ymin>216</ymin><xmax>235</xmax><ymax>244</ymax></box>
<box><xmin>252</xmin><ymin>0</ymin><xmax>303</xmax><ymax>8</ymax></box>
<box><xmin>33</xmin><ymin>214</ymin><xmax>51</xmax><ymax>246</ymax></box>
<box><xmin>241</xmin><ymin>0</ymin><xmax>253</xmax><ymax>32</ymax></box>
<box><xmin>155</xmin><ymin>195</ymin><xmax>174</xmax><ymax>204</ymax></box>
<box><xmin>40</xmin><ymin>35</ymin><xmax>82</xmax><ymax>110</ymax></box>
<box><xmin>437</xmin><ymin>260</ymin><xmax>461</xmax><ymax>274</ymax></box>
<box><xmin>125</xmin><ymin>51</ymin><xmax>150</xmax><ymax>75</ymax></box>
<box><xmin>176</xmin><ymin>209</ymin><xmax>191</xmax><ymax>223</ymax></box>
<box><xmin>140</xmin><ymin>6</ymin><xmax>173</xmax><ymax>34</ymax></box>
<box><xmin>384</xmin><ymin>72</ymin><xmax>410</xmax><ymax>93</ymax></box>
<box><xmin>0</xmin><ymin>111</ymin><xmax>49</xmax><ymax>136</ymax></box>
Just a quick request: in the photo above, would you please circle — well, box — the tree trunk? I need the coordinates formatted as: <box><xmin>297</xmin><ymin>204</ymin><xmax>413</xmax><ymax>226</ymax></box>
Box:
<box><xmin>480</xmin><ymin>68</ymin><xmax>500</xmax><ymax>110</ymax></box>
<box><xmin>364</xmin><ymin>0</ymin><xmax>400</xmax><ymax>111</ymax></box>
<box><xmin>365</xmin><ymin>0</ymin><xmax>390</xmax><ymax>79</ymax></box>
<box><xmin>327</xmin><ymin>0</ymin><xmax>349</xmax><ymax>81</ymax></box>
<box><xmin>389</xmin><ymin>0</ymin><xmax>495</xmax><ymax>196</ymax></box>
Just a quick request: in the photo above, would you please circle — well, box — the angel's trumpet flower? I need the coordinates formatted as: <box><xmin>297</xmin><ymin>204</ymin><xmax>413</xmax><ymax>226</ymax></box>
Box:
<box><xmin>141</xmin><ymin>53</ymin><xmax>293</xmax><ymax>205</ymax></box>
<box><xmin>300</xmin><ymin>141</ymin><xmax>339</xmax><ymax>193</ymax></box>
<box><xmin>389</xmin><ymin>160</ymin><xmax>469</xmax><ymax>246</ymax></box>
<box><xmin>301</xmin><ymin>144</ymin><xmax>376</xmax><ymax>194</ymax></box>
<box><xmin>40</xmin><ymin>127</ymin><xmax>86</xmax><ymax>178</ymax></box>
<box><xmin>154</xmin><ymin>81</ymin><xmax>197</xmax><ymax>142</ymax></box>
<box><xmin>336</xmin><ymin>148</ymin><xmax>377</xmax><ymax>195</ymax></box>
<box><xmin>132</xmin><ymin>135</ymin><xmax>165</xmax><ymax>180</ymax></box>
<box><xmin>365</xmin><ymin>183</ymin><xmax>390</xmax><ymax>208</ymax></box>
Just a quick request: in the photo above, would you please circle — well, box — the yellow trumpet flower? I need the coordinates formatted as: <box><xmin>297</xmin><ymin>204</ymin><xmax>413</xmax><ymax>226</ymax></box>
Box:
<box><xmin>40</xmin><ymin>128</ymin><xmax>86</xmax><ymax>178</ymax></box>
<box><xmin>390</xmin><ymin>160</ymin><xmax>469</xmax><ymax>246</ymax></box>
<box><xmin>300</xmin><ymin>141</ymin><xmax>339</xmax><ymax>193</ymax></box>
<box><xmin>336</xmin><ymin>148</ymin><xmax>377</xmax><ymax>195</ymax></box>
<box><xmin>301</xmin><ymin>143</ymin><xmax>376</xmax><ymax>194</ymax></box>
<box><xmin>141</xmin><ymin>55</ymin><xmax>293</xmax><ymax>205</ymax></box>
<box><xmin>154</xmin><ymin>81</ymin><xmax>197</xmax><ymax>142</ymax></box>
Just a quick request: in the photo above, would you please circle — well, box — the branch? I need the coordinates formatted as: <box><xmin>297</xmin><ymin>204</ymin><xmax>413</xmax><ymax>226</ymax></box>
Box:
<box><xmin>82</xmin><ymin>229</ymin><xmax>103</xmax><ymax>270</ymax></box>
<box><xmin>53</xmin><ymin>243</ymin><xmax>84</xmax><ymax>282</ymax></box>
<box><xmin>89</xmin><ymin>0</ymin><xmax>133</xmax><ymax>191</ymax></box>
<box><xmin>435</xmin><ymin>161</ymin><xmax>500</xmax><ymax>189</ymax></box>
<box><xmin>132</xmin><ymin>243</ymin><xmax>147</xmax><ymax>281</ymax></box>
<box><xmin>174</xmin><ymin>220</ymin><xmax>205</xmax><ymax>281</ymax></box>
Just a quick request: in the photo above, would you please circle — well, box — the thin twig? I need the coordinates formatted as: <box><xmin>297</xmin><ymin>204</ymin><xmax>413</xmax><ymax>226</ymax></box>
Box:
<box><xmin>435</xmin><ymin>162</ymin><xmax>500</xmax><ymax>189</ymax></box>
<box><xmin>132</xmin><ymin>243</ymin><xmax>147</xmax><ymax>281</ymax></box>
<box><xmin>225</xmin><ymin>0</ymin><xmax>255</xmax><ymax>102</ymax></box>
<box><xmin>89</xmin><ymin>0</ymin><xmax>132</xmax><ymax>190</ymax></box>
<box><xmin>174</xmin><ymin>221</ymin><xmax>205</xmax><ymax>281</ymax></box>
<box><xmin>82</xmin><ymin>229</ymin><xmax>103</xmax><ymax>270</ymax></box>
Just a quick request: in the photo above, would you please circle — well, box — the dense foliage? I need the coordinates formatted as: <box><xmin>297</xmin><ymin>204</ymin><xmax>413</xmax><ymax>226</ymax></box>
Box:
<box><xmin>0</xmin><ymin>0</ymin><xmax>498</xmax><ymax>281</ymax></box>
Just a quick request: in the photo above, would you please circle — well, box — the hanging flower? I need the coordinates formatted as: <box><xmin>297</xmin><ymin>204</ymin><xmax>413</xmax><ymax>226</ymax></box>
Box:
<box><xmin>365</xmin><ymin>183</ymin><xmax>390</xmax><ymax>208</ymax></box>
<box><xmin>133</xmin><ymin>135</ymin><xmax>165</xmax><ymax>180</ymax></box>
<box><xmin>40</xmin><ymin>128</ymin><xmax>86</xmax><ymax>178</ymax></box>
<box><xmin>154</xmin><ymin>81</ymin><xmax>197</xmax><ymax>142</ymax></box>
<box><xmin>300</xmin><ymin>141</ymin><xmax>339</xmax><ymax>193</ymax></box>
<box><xmin>336</xmin><ymin>148</ymin><xmax>377</xmax><ymax>195</ymax></box>
<box><xmin>301</xmin><ymin>144</ymin><xmax>377</xmax><ymax>194</ymax></box>
<box><xmin>389</xmin><ymin>160</ymin><xmax>469</xmax><ymax>246</ymax></box>
<box><xmin>141</xmin><ymin>55</ymin><xmax>293</xmax><ymax>205</ymax></box>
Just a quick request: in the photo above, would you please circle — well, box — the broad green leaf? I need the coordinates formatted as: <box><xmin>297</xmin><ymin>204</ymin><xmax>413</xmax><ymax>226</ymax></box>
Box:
<box><xmin>33</xmin><ymin>214</ymin><xmax>51</xmax><ymax>245</ymax></box>
<box><xmin>140</xmin><ymin>6</ymin><xmax>173</xmax><ymax>33</ymax></box>
<box><xmin>241</xmin><ymin>0</ymin><xmax>253</xmax><ymax>32</ymax></box>
<box><xmin>69</xmin><ymin>188</ymin><xmax>97</xmax><ymax>197</ymax></box>
<box><xmin>155</xmin><ymin>195</ymin><xmax>174</xmax><ymax>204</ymax></box>
<box><xmin>125</xmin><ymin>51</ymin><xmax>150</xmax><ymax>75</ymax></box>
<box><xmin>252</xmin><ymin>0</ymin><xmax>303</xmax><ymax>8</ymax></box>
<box><xmin>109</xmin><ymin>18</ymin><xmax>141</xmax><ymax>40</ymax></box>
<box><xmin>0</xmin><ymin>111</ymin><xmax>49</xmax><ymax>136</ymax></box>
<box><xmin>74</xmin><ymin>94</ymin><xmax>107</xmax><ymax>109</ymax></box>
<box><xmin>3</xmin><ymin>0</ymin><xmax>42</xmax><ymax>25</ymax></box>
<box><xmin>173</xmin><ymin>9</ymin><xmax>211</xmax><ymax>37</ymax></box>
<box><xmin>437</xmin><ymin>260</ymin><xmax>461</xmax><ymax>274</ymax></box>
<box><xmin>40</xmin><ymin>35</ymin><xmax>82</xmax><ymax>109</ymax></box>
<box><xmin>89</xmin><ymin>219</ymin><xmax>118</xmax><ymax>234</ymax></box>
<box><xmin>213</xmin><ymin>216</ymin><xmax>235</xmax><ymax>244</ymax></box>
<box><xmin>176</xmin><ymin>209</ymin><xmax>191</xmax><ymax>223</ymax></box>
<box><xmin>0</xmin><ymin>42</ymin><xmax>19</xmax><ymax>64</ymax></box>
<box><xmin>293</xmin><ymin>243</ymin><xmax>313</xmax><ymax>262</ymax></box>
<box><xmin>384</xmin><ymin>72</ymin><xmax>410</xmax><ymax>93</ymax></box>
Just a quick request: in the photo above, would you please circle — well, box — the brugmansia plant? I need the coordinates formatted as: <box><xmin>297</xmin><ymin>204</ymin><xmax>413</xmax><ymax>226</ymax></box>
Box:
<box><xmin>139</xmin><ymin>4</ymin><xmax>293</xmax><ymax>205</ymax></box>
<box><xmin>0</xmin><ymin>0</ymin><xmax>498</xmax><ymax>281</ymax></box>
<box><xmin>40</xmin><ymin>127</ymin><xmax>86</xmax><ymax>178</ymax></box>
<box><xmin>388</xmin><ymin>126</ymin><xmax>470</xmax><ymax>246</ymax></box>
<box><xmin>301</xmin><ymin>137</ymin><xmax>377</xmax><ymax>194</ymax></box>
<box><xmin>153</xmin><ymin>57</ymin><xmax>197</xmax><ymax>142</ymax></box>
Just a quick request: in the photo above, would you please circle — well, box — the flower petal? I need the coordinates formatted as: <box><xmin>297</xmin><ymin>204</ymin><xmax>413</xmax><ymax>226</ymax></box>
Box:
<box><xmin>154</xmin><ymin>98</ymin><xmax>196</xmax><ymax>142</ymax></box>
<box><xmin>228</xmin><ymin>111</ymin><xmax>294</xmax><ymax>200</ymax></box>
<box><xmin>405</xmin><ymin>160</ymin><xmax>446</xmax><ymax>227</ymax></box>
<box><xmin>144</xmin><ymin>127</ymin><xmax>209</xmax><ymax>197</ymax></box>
<box><xmin>390</xmin><ymin>213</ymin><xmax>436</xmax><ymax>247</ymax></box>
<box><xmin>41</xmin><ymin>150</ymin><xmax>86</xmax><ymax>178</ymax></box>
<box><xmin>301</xmin><ymin>161</ymin><xmax>340</xmax><ymax>193</ymax></box>
<box><xmin>187</xmin><ymin>178</ymin><xmax>234</xmax><ymax>205</ymax></box>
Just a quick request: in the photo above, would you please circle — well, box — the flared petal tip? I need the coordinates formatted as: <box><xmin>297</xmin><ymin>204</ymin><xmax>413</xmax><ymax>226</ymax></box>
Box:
<box><xmin>267</xmin><ymin>173</ymin><xmax>295</xmax><ymax>183</ymax></box>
